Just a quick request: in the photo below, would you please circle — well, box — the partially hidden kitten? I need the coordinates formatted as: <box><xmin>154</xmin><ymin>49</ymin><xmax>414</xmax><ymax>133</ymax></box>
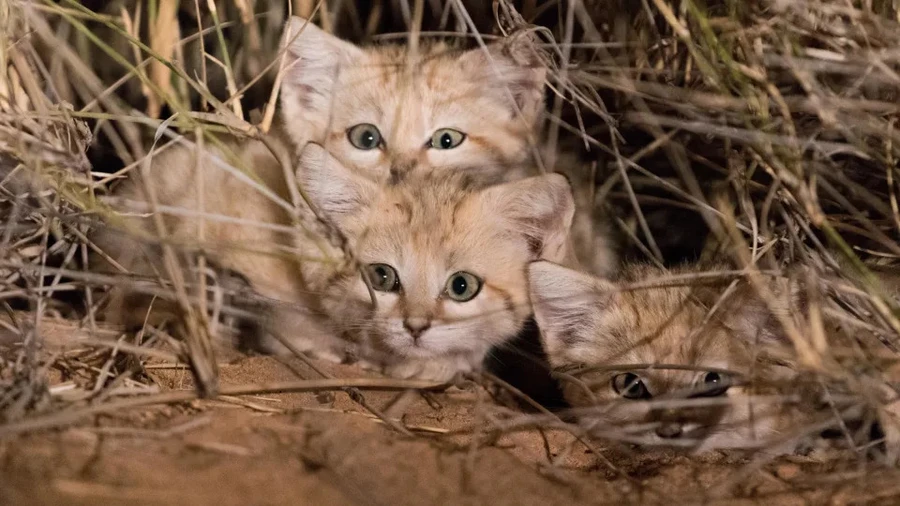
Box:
<box><xmin>93</xmin><ymin>143</ymin><xmax>575</xmax><ymax>382</ymax></box>
<box><xmin>527</xmin><ymin>260</ymin><xmax>827</xmax><ymax>453</ymax></box>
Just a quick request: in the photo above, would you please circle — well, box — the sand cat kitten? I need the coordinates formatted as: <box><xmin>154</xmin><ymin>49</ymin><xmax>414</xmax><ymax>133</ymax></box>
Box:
<box><xmin>93</xmin><ymin>143</ymin><xmax>575</xmax><ymax>381</ymax></box>
<box><xmin>280</xmin><ymin>17</ymin><xmax>546</xmax><ymax>183</ymax></box>
<box><xmin>292</xmin><ymin>145</ymin><xmax>575</xmax><ymax>380</ymax></box>
<box><xmin>527</xmin><ymin>261</ymin><xmax>818</xmax><ymax>453</ymax></box>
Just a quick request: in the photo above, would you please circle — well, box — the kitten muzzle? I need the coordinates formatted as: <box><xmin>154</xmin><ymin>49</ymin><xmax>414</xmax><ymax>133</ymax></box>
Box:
<box><xmin>404</xmin><ymin>317</ymin><xmax>431</xmax><ymax>341</ymax></box>
<box><xmin>655</xmin><ymin>423</ymin><xmax>683</xmax><ymax>439</ymax></box>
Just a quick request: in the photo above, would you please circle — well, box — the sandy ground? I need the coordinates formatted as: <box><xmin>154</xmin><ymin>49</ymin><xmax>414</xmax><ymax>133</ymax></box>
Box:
<box><xmin>2</xmin><ymin>320</ymin><xmax>898</xmax><ymax>505</ymax></box>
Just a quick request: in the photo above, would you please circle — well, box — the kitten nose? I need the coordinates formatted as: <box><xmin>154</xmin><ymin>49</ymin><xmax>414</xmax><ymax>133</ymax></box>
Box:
<box><xmin>389</xmin><ymin>156</ymin><xmax>418</xmax><ymax>182</ymax></box>
<box><xmin>403</xmin><ymin>317</ymin><xmax>431</xmax><ymax>340</ymax></box>
<box><xmin>655</xmin><ymin>423</ymin><xmax>683</xmax><ymax>439</ymax></box>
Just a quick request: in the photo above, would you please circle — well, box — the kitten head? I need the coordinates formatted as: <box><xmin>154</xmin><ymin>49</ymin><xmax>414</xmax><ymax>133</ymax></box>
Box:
<box><xmin>528</xmin><ymin>261</ymin><xmax>802</xmax><ymax>451</ymax></box>
<box><xmin>298</xmin><ymin>144</ymin><xmax>574</xmax><ymax>363</ymax></box>
<box><xmin>280</xmin><ymin>17</ymin><xmax>546</xmax><ymax>182</ymax></box>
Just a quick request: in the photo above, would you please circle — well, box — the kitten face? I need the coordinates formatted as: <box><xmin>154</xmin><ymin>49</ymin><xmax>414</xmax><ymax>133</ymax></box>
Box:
<box><xmin>298</xmin><ymin>145</ymin><xmax>574</xmax><ymax>366</ymax></box>
<box><xmin>529</xmin><ymin>261</ymin><xmax>801</xmax><ymax>451</ymax></box>
<box><xmin>280</xmin><ymin>18</ymin><xmax>545</xmax><ymax>182</ymax></box>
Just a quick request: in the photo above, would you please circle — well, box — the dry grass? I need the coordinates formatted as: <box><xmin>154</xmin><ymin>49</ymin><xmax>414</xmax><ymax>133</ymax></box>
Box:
<box><xmin>2</xmin><ymin>0</ymin><xmax>900</xmax><ymax>502</ymax></box>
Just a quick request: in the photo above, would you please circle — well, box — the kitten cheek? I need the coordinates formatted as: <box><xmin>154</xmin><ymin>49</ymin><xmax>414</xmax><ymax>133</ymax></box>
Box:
<box><xmin>699</xmin><ymin>414</ymin><xmax>780</xmax><ymax>451</ymax></box>
<box><xmin>423</xmin><ymin>150</ymin><xmax>459</xmax><ymax>172</ymax></box>
<box><xmin>429</xmin><ymin>148</ymin><xmax>506</xmax><ymax>181</ymax></box>
<box><xmin>344</xmin><ymin>148</ymin><xmax>384</xmax><ymax>162</ymax></box>
<box><xmin>382</xmin><ymin>320</ymin><xmax>411</xmax><ymax>350</ymax></box>
<box><xmin>444</xmin><ymin>300</ymin><xmax>503</xmax><ymax>337</ymax></box>
<box><xmin>323</xmin><ymin>144</ymin><xmax>386</xmax><ymax>180</ymax></box>
<box><xmin>470</xmin><ymin>128</ymin><xmax>530</xmax><ymax>164</ymax></box>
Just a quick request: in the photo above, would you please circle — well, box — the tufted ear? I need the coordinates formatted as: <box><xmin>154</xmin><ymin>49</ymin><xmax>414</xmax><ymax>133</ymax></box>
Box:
<box><xmin>528</xmin><ymin>261</ymin><xmax>616</xmax><ymax>367</ymax></box>
<box><xmin>279</xmin><ymin>17</ymin><xmax>364</xmax><ymax>141</ymax></box>
<box><xmin>296</xmin><ymin>143</ymin><xmax>377</xmax><ymax>224</ymax></box>
<box><xmin>458</xmin><ymin>32</ymin><xmax>547</xmax><ymax>126</ymax></box>
<box><xmin>478</xmin><ymin>173</ymin><xmax>575</xmax><ymax>264</ymax></box>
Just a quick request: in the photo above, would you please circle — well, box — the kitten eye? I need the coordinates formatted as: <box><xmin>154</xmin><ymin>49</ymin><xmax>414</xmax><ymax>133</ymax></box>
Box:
<box><xmin>695</xmin><ymin>371</ymin><xmax>731</xmax><ymax>397</ymax></box>
<box><xmin>347</xmin><ymin>124</ymin><xmax>383</xmax><ymax>150</ymax></box>
<box><xmin>445</xmin><ymin>271</ymin><xmax>482</xmax><ymax>302</ymax></box>
<box><xmin>611</xmin><ymin>373</ymin><xmax>650</xmax><ymax>400</ymax></box>
<box><xmin>365</xmin><ymin>263</ymin><xmax>400</xmax><ymax>292</ymax></box>
<box><xmin>429</xmin><ymin>128</ymin><xmax>466</xmax><ymax>150</ymax></box>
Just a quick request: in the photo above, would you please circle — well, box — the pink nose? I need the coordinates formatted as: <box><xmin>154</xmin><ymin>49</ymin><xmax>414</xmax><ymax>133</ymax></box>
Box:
<box><xmin>403</xmin><ymin>317</ymin><xmax>431</xmax><ymax>340</ymax></box>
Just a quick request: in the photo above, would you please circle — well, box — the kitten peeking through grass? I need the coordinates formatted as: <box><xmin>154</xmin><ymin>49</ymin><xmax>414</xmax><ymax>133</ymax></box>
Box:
<box><xmin>527</xmin><ymin>260</ymin><xmax>858</xmax><ymax>454</ymax></box>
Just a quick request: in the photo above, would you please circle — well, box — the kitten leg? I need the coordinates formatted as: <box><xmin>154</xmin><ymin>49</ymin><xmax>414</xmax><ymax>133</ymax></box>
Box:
<box><xmin>255</xmin><ymin>331</ymin><xmax>347</xmax><ymax>364</ymax></box>
<box><xmin>383</xmin><ymin>353</ymin><xmax>478</xmax><ymax>383</ymax></box>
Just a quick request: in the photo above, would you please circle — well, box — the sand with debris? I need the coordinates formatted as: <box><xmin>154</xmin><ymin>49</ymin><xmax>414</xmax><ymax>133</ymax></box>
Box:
<box><xmin>1</xmin><ymin>323</ymin><xmax>894</xmax><ymax>506</ymax></box>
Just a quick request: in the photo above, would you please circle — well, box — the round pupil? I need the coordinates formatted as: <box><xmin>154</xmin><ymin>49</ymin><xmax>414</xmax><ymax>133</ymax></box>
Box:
<box><xmin>361</xmin><ymin>130</ymin><xmax>376</xmax><ymax>148</ymax></box>
<box><xmin>624</xmin><ymin>374</ymin><xmax>639</xmax><ymax>393</ymax></box>
<box><xmin>440</xmin><ymin>133</ymin><xmax>453</xmax><ymax>149</ymax></box>
<box><xmin>452</xmin><ymin>275</ymin><xmax>467</xmax><ymax>295</ymax></box>
<box><xmin>706</xmin><ymin>372</ymin><xmax>721</xmax><ymax>385</ymax></box>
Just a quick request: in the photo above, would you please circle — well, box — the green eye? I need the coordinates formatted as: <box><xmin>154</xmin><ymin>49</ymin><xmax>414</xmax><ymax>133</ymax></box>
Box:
<box><xmin>612</xmin><ymin>373</ymin><xmax>650</xmax><ymax>400</ymax></box>
<box><xmin>347</xmin><ymin>124</ymin><xmax>383</xmax><ymax>150</ymax></box>
<box><xmin>445</xmin><ymin>271</ymin><xmax>481</xmax><ymax>302</ymax></box>
<box><xmin>429</xmin><ymin>128</ymin><xmax>466</xmax><ymax>150</ymax></box>
<box><xmin>365</xmin><ymin>263</ymin><xmax>400</xmax><ymax>292</ymax></box>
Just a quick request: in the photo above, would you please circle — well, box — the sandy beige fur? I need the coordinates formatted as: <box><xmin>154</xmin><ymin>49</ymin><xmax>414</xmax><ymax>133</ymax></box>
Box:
<box><xmin>528</xmin><ymin>261</ymin><xmax>815</xmax><ymax>453</ymax></box>
<box><xmin>280</xmin><ymin>17</ymin><xmax>616</xmax><ymax>276</ymax></box>
<box><xmin>280</xmin><ymin>17</ymin><xmax>546</xmax><ymax>183</ymax></box>
<box><xmin>93</xmin><ymin>142</ymin><xmax>575</xmax><ymax>381</ymax></box>
<box><xmin>91</xmin><ymin>132</ymin><xmax>303</xmax><ymax>327</ymax></box>
<box><xmin>91</xmin><ymin>16</ymin><xmax>601</xmax><ymax>381</ymax></box>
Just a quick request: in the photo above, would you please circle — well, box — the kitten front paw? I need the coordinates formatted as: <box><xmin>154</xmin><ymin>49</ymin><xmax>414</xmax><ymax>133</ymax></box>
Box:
<box><xmin>384</xmin><ymin>358</ymin><xmax>472</xmax><ymax>383</ymax></box>
<box><xmin>254</xmin><ymin>331</ymin><xmax>346</xmax><ymax>364</ymax></box>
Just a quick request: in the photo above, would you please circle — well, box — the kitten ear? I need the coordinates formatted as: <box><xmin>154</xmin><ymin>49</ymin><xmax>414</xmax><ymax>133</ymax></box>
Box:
<box><xmin>459</xmin><ymin>32</ymin><xmax>547</xmax><ymax>125</ymax></box>
<box><xmin>297</xmin><ymin>143</ymin><xmax>377</xmax><ymax>223</ymax></box>
<box><xmin>280</xmin><ymin>17</ymin><xmax>364</xmax><ymax>137</ymax></box>
<box><xmin>481</xmin><ymin>173</ymin><xmax>575</xmax><ymax>264</ymax></box>
<box><xmin>528</xmin><ymin>261</ymin><xmax>615</xmax><ymax>366</ymax></box>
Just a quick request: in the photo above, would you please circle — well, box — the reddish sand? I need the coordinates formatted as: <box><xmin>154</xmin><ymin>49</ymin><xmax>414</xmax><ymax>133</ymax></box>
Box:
<box><xmin>0</xmin><ymin>319</ymin><xmax>894</xmax><ymax>505</ymax></box>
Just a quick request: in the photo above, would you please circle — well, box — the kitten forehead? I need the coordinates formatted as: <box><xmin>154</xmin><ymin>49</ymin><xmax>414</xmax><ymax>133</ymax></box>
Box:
<box><xmin>298</xmin><ymin>144</ymin><xmax>571</xmax><ymax>277</ymax></box>
<box><xmin>328</xmin><ymin>46</ymin><xmax>524</xmax><ymax>130</ymax></box>
<box><xmin>358</xmin><ymin>172</ymin><xmax>501</xmax><ymax>265</ymax></box>
<box><xmin>590</xmin><ymin>277</ymin><xmax>734</xmax><ymax>364</ymax></box>
<box><xmin>532</xmin><ymin>262</ymin><xmax>752</xmax><ymax>373</ymax></box>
